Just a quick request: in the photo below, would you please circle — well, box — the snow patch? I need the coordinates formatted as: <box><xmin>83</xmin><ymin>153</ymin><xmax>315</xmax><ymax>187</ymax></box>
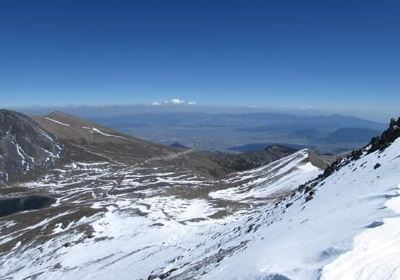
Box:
<box><xmin>82</xmin><ymin>127</ymin><xmax>129</xmax><ymax>140</ymax></box>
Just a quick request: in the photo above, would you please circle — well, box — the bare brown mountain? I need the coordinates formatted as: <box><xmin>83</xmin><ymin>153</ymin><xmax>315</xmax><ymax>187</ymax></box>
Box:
<box><xmin>33</xmin><ymin>112</ymin><xmax>231</xmax><ymax>178</ymax></box>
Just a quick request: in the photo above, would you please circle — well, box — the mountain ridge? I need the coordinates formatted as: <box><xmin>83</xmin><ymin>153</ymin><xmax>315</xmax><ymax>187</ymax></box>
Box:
<box><xmin>0</xmin><ymin>110</ymin><xmax>63</xmax><ymax>185</ymax></box>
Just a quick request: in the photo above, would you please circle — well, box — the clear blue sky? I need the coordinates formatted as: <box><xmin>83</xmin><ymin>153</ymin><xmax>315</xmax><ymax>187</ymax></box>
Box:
<box><xmin>0</xmin><ymin>0</ymin><xmax>399</xmax><ymax>119</ymax></box>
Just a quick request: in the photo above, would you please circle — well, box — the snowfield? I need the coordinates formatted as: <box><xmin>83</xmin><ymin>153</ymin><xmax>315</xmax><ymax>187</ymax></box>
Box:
<box><xmin>209</xmin><ymin>149</ymin><xmax>322</xmax><ymax>201</ymax></box>
<box><xmin>205</xmin><ymin>139</ymin><xmax>400</xmax><ymax>280</ymax></box>
<box><xmin>1</xmin><ymin>139</ymin><xmax>400</xmax><ymax>279</ymax></box>
<box><xmin>321</xmin><ymin>186</ymin><xmax>400</xmax><ymax>280</ymax></box>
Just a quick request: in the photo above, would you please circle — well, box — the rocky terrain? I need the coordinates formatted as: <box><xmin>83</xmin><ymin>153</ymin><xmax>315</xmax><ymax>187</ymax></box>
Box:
<box><xmin>0</xmin><ymin>111</ymin><xmax>399</xmax><ymax>280</ymax></box>
<box><xmin>0</xmin><ymin>110</ymin><xmax>63</xmax><ymax>185</ymax></box>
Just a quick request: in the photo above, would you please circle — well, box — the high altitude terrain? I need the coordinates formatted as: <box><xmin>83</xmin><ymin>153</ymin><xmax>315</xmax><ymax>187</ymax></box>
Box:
<box><xmin>0</xmin><ymin>110</ymin><xmax>399</xmax><ymax>280</ymax></box>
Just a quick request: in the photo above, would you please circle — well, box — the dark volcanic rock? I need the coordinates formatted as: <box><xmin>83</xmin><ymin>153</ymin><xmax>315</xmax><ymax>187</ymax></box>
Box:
<box><xmin>209</xmin><ymin>145</ymin><xmax>297</xmax><ymax>172</ymax></box>
<box><xmin>374</xmin><ymin>163</ymin><xmax>381</xmax><ymax>170</ymax></box>
<box><xmin>369</xmin><ymin>117</ymin><xmax>400</xmax><ymax>153</ymax></box>
<box><xmin>0</xmin><ymin>110</ymin><xmax>63</xmax><ymax>185</ymax></box>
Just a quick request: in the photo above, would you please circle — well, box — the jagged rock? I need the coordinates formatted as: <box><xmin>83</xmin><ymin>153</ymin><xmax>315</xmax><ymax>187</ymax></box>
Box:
<box><xmin>369</xmin><ymin>117</ymin><xmax>400</xmax><ymax>153</ymax></box>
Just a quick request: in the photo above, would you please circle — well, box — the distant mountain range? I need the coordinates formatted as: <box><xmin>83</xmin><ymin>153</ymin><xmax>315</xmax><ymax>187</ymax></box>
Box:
<box><xmin>229</xmin><ymin>128</ymin><xmax>381</xmax><ymax>153</ymax></box>
<box><xmin>87</xmin><ymin>112</ymin><xmax>384</xmax><ymax>153</ymax></box>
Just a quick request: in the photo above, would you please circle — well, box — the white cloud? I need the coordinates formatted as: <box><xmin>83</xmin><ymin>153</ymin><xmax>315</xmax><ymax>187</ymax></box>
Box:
<box><xmin>151</xmin><ymin>98</ymin><xmax>197</xmax><ymax>106</ymax></box>
<box><xmin>169</xmin><ymin>98</ymin><xmax>186</xmax><ymax>105</ymax></box>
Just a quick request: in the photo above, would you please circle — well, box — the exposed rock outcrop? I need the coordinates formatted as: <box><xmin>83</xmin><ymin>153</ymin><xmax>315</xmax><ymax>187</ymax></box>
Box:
<box><xmin>0</xmin><ymin>110</ymin><xmax>63</xmax><ymax>185</ymax></box>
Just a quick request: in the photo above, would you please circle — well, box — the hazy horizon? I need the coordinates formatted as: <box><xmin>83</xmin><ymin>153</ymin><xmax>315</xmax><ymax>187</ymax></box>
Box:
<box><xmin>5</xmin><ymin>101</ymin><xmax>395</xmax><ymax>123</ymax></box>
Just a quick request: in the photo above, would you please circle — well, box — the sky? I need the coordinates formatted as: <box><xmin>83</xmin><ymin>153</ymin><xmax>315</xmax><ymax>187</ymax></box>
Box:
<box><xmin>0</xmin><ymin>0</ymin><xmax>399</xmax><ymax>121</ymax></box>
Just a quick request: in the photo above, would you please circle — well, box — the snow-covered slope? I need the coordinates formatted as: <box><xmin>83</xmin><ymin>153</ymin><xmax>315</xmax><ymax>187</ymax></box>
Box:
<box><xmin>210</xmin><ymin>149</ymin><xmax>322</xmax><ymax>201</ymax></box>
<box><xmin>0</xmin><ymin>149</ymin><xmax>322</xmax><ymax>279</ymax></box>
<box><xmin>1</xmin><ymin>120</ymin><xmax>400</xmax><ymax>280</ymax></box>
<box><xmin>205</xmin><ymin>137</ymin><xmax>400</xmax><ymax>280</ymax></box>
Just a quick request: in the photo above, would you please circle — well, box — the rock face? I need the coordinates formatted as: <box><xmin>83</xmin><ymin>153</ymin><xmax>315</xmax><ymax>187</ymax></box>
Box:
<box><xmin>0</xmin><ymin>110</ymin><xmax>63</xmax><ymax>185</ymax></box>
